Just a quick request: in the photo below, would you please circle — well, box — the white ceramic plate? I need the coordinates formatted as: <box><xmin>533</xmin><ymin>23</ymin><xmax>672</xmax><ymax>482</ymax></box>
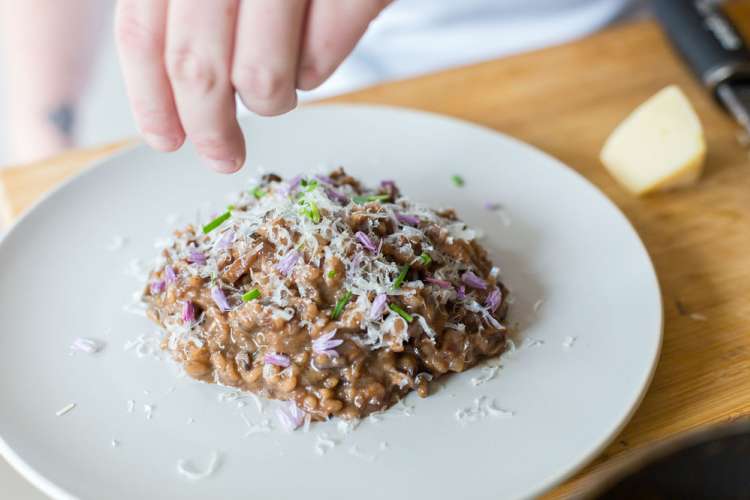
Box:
<box><xmin>0</xmin><ymin>105</ymin><xmax>661</xmax><ymax>500</ymax></box>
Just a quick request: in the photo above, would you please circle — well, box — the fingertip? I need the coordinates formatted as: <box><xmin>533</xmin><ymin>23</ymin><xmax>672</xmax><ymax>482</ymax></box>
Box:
<box><xmin>296</xmin><ymin>64</ymin><xmax>323</xmax><ymax>91</ymax></box>
<box><xmin>239</xmin><ymin>91</ymin><xmax>298</xmax><ymax>117</ymax></box>
<box><xmin>144</xmin><ymin>133</ymin><xmax>185</xmax><ymax>152</ymax></box>
<box><xmin>206</xmin><ymin>156</ymin><xmax>243</xmax><ymax>174</ymax></box>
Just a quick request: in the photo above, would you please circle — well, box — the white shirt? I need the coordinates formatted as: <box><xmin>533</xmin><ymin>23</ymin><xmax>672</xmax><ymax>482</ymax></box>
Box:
<box><xmin>305</xmin><ymin>0</ymin><xmax>639</xmax><ymax>98</ymax></box>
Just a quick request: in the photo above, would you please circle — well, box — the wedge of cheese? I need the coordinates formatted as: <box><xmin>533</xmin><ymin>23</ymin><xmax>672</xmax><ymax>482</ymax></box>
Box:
<box><xmin>600</xmin><ymin>85</ymin><xmax>706</xmax><ymax>196</ymax></box>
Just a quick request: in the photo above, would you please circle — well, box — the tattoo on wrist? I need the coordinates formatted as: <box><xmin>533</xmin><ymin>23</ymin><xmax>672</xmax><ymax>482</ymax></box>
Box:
<box><xmin>48</xmin><ymin>104</ymin><xmax>76</xmax><ymax>138</ymax></box>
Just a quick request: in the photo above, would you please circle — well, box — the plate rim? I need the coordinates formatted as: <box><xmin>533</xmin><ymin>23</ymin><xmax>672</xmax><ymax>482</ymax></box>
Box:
<box><xmin>0</xmin><ymin>103</ymin><xmax>664</xmax><ymax>499</ymax></box>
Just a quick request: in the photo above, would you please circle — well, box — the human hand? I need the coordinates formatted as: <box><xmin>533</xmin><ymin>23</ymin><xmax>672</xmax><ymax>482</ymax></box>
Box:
<box><xmin>115</xmin><ymin>0</ymin><xmax>391</xmax><ymax>173</ymax></box>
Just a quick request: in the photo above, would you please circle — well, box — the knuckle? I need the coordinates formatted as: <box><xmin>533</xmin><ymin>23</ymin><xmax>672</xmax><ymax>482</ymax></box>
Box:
<box><xmin>192</xmin><ymin>134</ymin><xmax>233</xmax><ymax>159</ymax></box>
<box><xmin>115</xmin><ymin>6</ymin><xmax>163</xmax><ymax>54</ymax></box>
<box><xmin>231</xmin><ymin>64</ymin><xmax>289</xmax><ymax>101</ymax></box>
<box><xmin>131</xmin><ymin>99</ymin><xmax>178</xmax><ymax>136</ymax></box>
<box><xmin>166</xmin><ymin>46</ymin><xmax>221</xmax><ymax>95</ymax></box>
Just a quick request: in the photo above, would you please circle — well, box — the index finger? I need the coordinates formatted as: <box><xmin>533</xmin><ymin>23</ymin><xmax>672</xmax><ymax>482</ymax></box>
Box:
<box><xmin>115</xmin><ymin>0</ymin><xmax>185</xmax><ymax>151</ymax></box>
<box><xmin>296</xmin><ymin>0</ymin><xmax>392</xmax><ymax>91</ymax></box>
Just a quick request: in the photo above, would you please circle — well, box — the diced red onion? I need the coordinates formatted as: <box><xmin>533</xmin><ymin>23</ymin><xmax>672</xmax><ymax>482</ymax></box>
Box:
<box><xmin>461</xmin><ymin>271</ymin><xmax>487</xmax><ymax>290</ymax></box>
<box><xmin>355</xmin><ymin>231</ymin><xmax>377</xmax><ymax>252</ymax></box>
<box><xmin>264</xmin><ymin>352</ymin><xmax>291</xmax><ymax>367</ymax></box>
<box><xmin>456</xmin><ymin>285</ymin><xmax>466</xmax><ymax>300</ymax></box>
<box><xmin>275</xmin><ymin>250</ymin><xmax>300</xmax><ymax>276</ymax></box>
<box><xmin>312</xmin><ymin>331</ymin><xmax>343</xmax><ymax>357</ymax></box>
<box><xmin>350</xmin><ymin>252</ymin><xmax>364</xmax><ymax>273</ymax></box>
<box><xmin>70</xmin><ymin>337</ymin><xmax>102</xmax><ymax>354</ymax></box>
<box><xmin>325</xmin><ymin>187</ymin><xmax>349</xmax><ymax>204</ymax></box>
<box><xmin>211</xmin><ymin>286</ymin><xmax>231</xmax><ymax>312</ymax></box>
<box><xmin>216</xmin><ymin>230</ymin><xmax>235</xmax><ymax>250</ymax></box>
<box><xmin>395</xmin><ymin>213</ymin><xmax>420</xmax><ymax>226</ymax></box>
<box><xmin>164</xmin><ymin>266</ymin><xmax>177</xmax><ymax>284</ymax></box>
<box><xmin>485</xmin><ymin>287</ymin><xmax>502</xmax><ymax>313</ymax></box>
<box><xmin>315</xmin><ymin>174</ymin><xmax>335</xmax><ymax>185</ymax></box>
<box><xmin>369</xmin><ymin>293</ymin><xmax>388</xmax><ymax>320</ymax></box>
<box><xmin>182</xmin><ymin>301</ymin><xmax>195</xmax><ymax>323</ymax></box>
<box><xmin>485</xmin><ymin>313</ymin><xmax>504</xmax><ymax>330</ymax></box>
<box><xmin>425</xmin><ymin>277</ymin><xmax>452</xmax><ymax>289</ymax></box>
<box><xmin>150</xmin><ymin>280</ymin><xmax>166</xmax><ymax>294</ymax></box>
<box><xmin>280</xmin><ymin>175</ymin><xmax>302</xmax><ymax>195</ymax></box>
<box><xmin>484</xmin><ymin>201</ymin><xmax>501</xmax><ymax>211</ymax></box>
<box><xmin>276</xmin><ymin>401</ymin><xmax>305</xmax><ymax>432</ymax></box>
<box><xmin>188</xmin><ymin>251</ymin><xmax>207</xmax><ymax>265</ymax></box>
<box><xmin>380</xmin><ymin>180</ymin><xmax>397</xmax><ymax>190</ymax></box>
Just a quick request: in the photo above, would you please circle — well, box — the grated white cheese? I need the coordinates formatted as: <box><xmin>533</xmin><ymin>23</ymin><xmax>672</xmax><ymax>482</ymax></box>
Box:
<box><xmin>105</xmin><ymin>235</ymin><xmax>127</xmax><ymax>251</ymax></box>
<box><xmin>216</xmin><ymin>391</ymin><xmax>242</xmax><ymax>403</ymax></box>
<box><xmin>153</xmin><ymin>237</ymin><xmax>174</xmax><ymax>249</ymax></box>
<box><xmin>186</xmin><ymin>417</ymin><xmax>195</xmax><ymax>425</ymax></box>
<box><xmin>391</xmin><ymin>398</ymin><xmax>415</xmax><ymax>417</ymax></box>
<box><xmin>303</xmin><ymin>414</ymin><xmax>312</xmax><ymax>433</ymax></box>
<box><xmin>69</xmin><ymin>337</ymin><xmax>104</xmax><ymax>354</ymax></box>
<box><xmin>240</xmin><ymin>414</ymin><xmax>272</xmax><ymax>437</ymax></box>
<box><xmin>562</xmin><ymin>336</ymin><xmax>577</xmax><ymax>349</ymax></box>
<box><xmin>367</xmin><ymin>413</ymin><xmax>384</xmax><ymax>424</ymax></box>
<box><xmin>123</xmin><ymin>332</ymin><xmax>163</xmax><ymax>359</ymax></box>
<box><xmin>176</xmin><ymin>451</ymin><xmax>221</xmax><ymax>480</ymax></box>
<box><xmin>336</xmin><ymin>419</ymin><xmax>361</xmax><ymax>435</ymax></box>
<box><xmin>143</xmin><ymin>404</ymin><xmax>155</xmax><ymax>420</ymax></box>
<box><xmin>522</xmin><ymin>338</ymin><xmax>545</xmax><ymax>349</ymax></box>
<box><xmin>533</xmin><ymin>299</ymin><xmax>544</xmax><ymax>312</ymax></box>
<box><xmin>690</xmin><ymin>313</ymin><xmax>707</xmax><ymax>321</ymax></box>
<box><xmin>314</xmin><ymin>433</ymin><xmax>339</xmax><ymax>456</ymax></box>
<box><xmin>379</xmin><ymin>441</ymin><xmax>389</xmax><ymax>451</ymax></box>
<box><xmin>122</xmin><ymin>302</ymin><xmax>147</xmax><ymax>317</ymax></box>
<box><xmin>55</xmin><ymin>403</ymin><xmax>76</xmax><ymax>417</ymax></box>
<box><xmin>248</xmin><ymin>393</ymin><xmax>265</xmax><ymax>413</ymax></box>
<box><xmin>470</xmin><ymin>364</ymin><xmax>501</xmax><ymax>386</ymax></box>
<box><xmin>126</xmin><ymin>400</ymin><xmax>135</xmax><ymax>413</ymax></box>
<box><xmin>348</xmin><ymin>444</ymin><xmax>376</xmax><ymax>462</ymax></box>
<box><xmin>111</xmin><ymin>439</ymin><xmax>120</xmax><ymax>448</ymax></box>
<box><xmin>455</xmin><ymin>396</ymin><xmax>514</xmax><ymax>424</ymax></box>
<box><xmin>124</xmin><ymin>258</ymin><xmax>149</xmax><ymax>281</ymax></box>
<box><xmin>494</xmin><ymin>207</ymin><xmax>512</xmax><ymax>227</ymax></box>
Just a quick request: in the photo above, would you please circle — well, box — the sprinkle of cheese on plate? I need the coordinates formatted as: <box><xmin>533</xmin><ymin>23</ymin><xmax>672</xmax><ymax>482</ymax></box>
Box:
<box><xmin>600</xmin><ymin>85</ymin><xmax>706</xmax><ymax>196</ymax></box>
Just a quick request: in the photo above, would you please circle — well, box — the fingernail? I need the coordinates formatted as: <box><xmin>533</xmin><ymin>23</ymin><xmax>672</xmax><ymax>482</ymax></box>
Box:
<box><xmin>208</xmin><ymin>158</ymin><xmax>241</xmax><ymax>173</ymax></box>
<box><xmin>144</xmin><ymin>133</ymin><xmax>181</xmax><ymax>151</ymax></box>
<box><xmin>297</xmin><ymin>65</ymin><xmax>319</xmax><ymax>91</ymax></box>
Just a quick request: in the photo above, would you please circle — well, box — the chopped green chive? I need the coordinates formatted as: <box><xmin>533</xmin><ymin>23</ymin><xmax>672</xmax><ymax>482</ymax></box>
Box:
<box><xmin>299</xmin><ymin>199</ymin><xmax>320</xmax><ymax>223</ymax></box>
<box><xmin>251</xmin><ymin>186</ymin><xmax>266</xmax><ymax>199</ymax></box>
<box><xmin>451</xmin><ymin>175</ymin><xmax>465</xmax><ymax>187</ymax></box>
<box><xmin>352</xmin><ymin>194</ymin><xmax>390</xmax><ymax>205</ymax></box>
<box><xmin>227</xmin><ymin>204</ymin><xmax>235</xmax><ymax>211</ymax></box>
<box><xmin>331</xmin><ymin>290</ymin><xmax>353</xmax><ymax>320</ymax></box>
<box><xmin>301</xmin><ymin>179</ymin><xmax>318</xmax><ymax>192</ymax></box>
<box><xmin>202</xmin><ymin>211</ymin><xmax>231</xmax><ymax>234</ymax></box>
<box><xmin>241</xmin><ymin>288</ymin><xmax>261</xmax><ymax>302</ymax></box>
<box><xmin>392</xmin><ymin>264</ymin><xmax>410</xmax><ymax>290</ymax></box>
<box><xmin>419</xmin><ymin>252</ymin><xmax>432</xmax><ymax>265</ymax></box>
<box><xmin>327</xmin><ymin>269</ymin><xmax>336</xmax><ymax>279</ymax></box>
<box><xmin>389</xmin><ymin>303</ymin><xmax>413</xmax><ymax>323</ymax></box>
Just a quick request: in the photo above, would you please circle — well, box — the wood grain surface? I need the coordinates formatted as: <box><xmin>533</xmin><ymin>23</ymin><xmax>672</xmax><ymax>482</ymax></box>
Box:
<box><xmin>3</xmin><ymin>16</ymin><xmax>750</xmax><ymax>499</ymax></box>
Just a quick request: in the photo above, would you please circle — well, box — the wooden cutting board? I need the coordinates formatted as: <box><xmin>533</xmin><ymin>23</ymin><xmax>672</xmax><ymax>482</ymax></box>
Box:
<box><xmin>3</xmin><ymin>15</ymin><xmax>750</xmax><ymax>499</ymax></box>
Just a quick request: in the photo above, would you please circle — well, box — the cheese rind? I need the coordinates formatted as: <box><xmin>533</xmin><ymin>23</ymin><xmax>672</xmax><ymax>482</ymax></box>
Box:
<box><xmin>600</xmin><ymin>85</ymin><xmax>706</xmax><ymax>196</ymax></box>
